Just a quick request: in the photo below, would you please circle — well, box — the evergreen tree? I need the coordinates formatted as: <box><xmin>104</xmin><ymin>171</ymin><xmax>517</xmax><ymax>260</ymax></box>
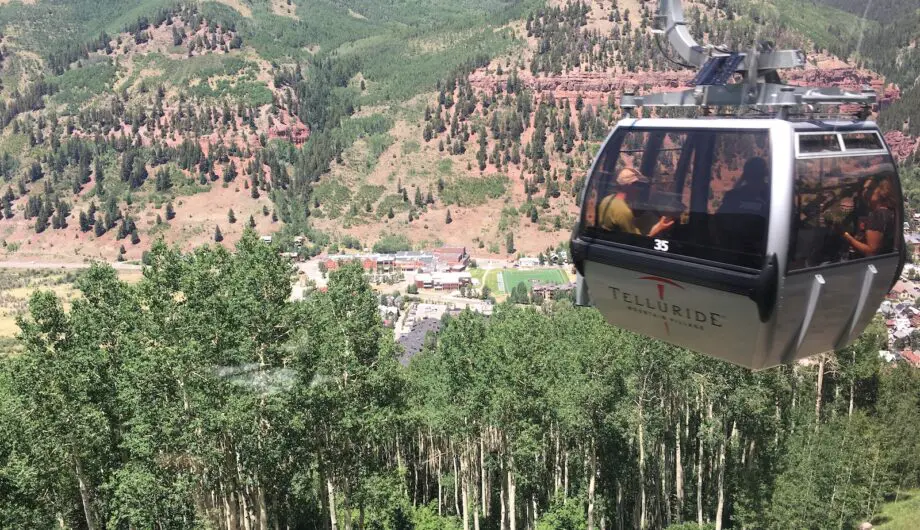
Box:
<box><xmin>155</xmin><ymin>168</ymin><xmax>172</xmax><ymax>191</ymax></box>
<box><xmin>228</xmin><ymin>209</ymin><xmax>236</xmax><ymax>223</ymax></box>
<box><xmin>214</xmin><ymin>225</ymin><xmax>223</xmax><ymax>242</ymax></box>
<box><xmin>34</xmin><ymin>209</ymin><xmax>49</xmax><ymax>233</ymax></box>
<box><xmin>165</xmin><ymin>201</ymin><xmax>176</xmax><ymax>220</ymax></box>
<box><xmin>445</xmin><ymin>209</ymin><xmax>453</xmax><ymax>224</ymax></box>
<box><xmin>224</xmin><ymin>161</ymin><xmax>238</xmax><ymax>183</ymax></box>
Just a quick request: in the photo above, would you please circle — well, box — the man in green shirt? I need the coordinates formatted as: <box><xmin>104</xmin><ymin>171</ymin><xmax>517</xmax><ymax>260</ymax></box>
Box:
<box><xmin>599</xmin><ymin>168</ymin><xmax>674</xmax><ymax>237</ymax></box>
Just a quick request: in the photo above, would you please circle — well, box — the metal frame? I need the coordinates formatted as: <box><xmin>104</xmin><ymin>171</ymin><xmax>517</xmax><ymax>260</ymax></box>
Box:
<box><xmin>653</xmin><ymin>0</ymin><xmax>805</xmax><ymax>77</ymax></box>
<box><xmin>621</xmin><ymin>84</ymin><xmax>878</xmax><ymax>113</ymax></box>
<box><xmin>628</xmin><ymin>0</ymin><xmax>878</xmax><ymax>114</ymax></box>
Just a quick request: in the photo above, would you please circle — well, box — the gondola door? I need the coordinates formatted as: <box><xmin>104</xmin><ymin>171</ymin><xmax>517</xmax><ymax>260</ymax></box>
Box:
<box><xmin>772</xmin><ymin>130</ymin><xmax>904</xmax><ymax>365</ymax></box>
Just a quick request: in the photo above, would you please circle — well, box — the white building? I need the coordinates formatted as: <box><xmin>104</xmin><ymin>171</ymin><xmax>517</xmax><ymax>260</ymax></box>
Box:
<box><xmin>517</xmin><ymin>257</ymin><xmax>540</xmax><ymax>268</ymax></box>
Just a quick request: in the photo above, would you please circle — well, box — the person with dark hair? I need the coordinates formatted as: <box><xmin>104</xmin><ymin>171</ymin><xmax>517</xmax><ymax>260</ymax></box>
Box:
<box><xmin>598</xmin><ymin>167</ymin><xmax>674</xmax><ymax>236</ymax></box>
<box><xmin>715</xmin><ymin>157</ymin><xmax>770</xmax><ymax>253</ymax></box>
<box><xmin>844</xmin><ymin>176</ymin><xmax>896</xmax><ymax>257</ymax></box>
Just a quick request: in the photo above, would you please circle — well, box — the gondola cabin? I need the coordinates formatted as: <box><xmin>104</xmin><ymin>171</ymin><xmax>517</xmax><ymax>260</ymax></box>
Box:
<box><xmin>571</xmin><ymin>118</ymin><xmax>905</xmax><ymax>369</ymax></box>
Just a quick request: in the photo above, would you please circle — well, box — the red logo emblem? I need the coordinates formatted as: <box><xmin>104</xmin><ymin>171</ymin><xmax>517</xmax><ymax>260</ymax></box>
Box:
<box><xmin>638</xmin><ymin>276</ymin><xmax>684</xmax><ymax>334</ymax></box>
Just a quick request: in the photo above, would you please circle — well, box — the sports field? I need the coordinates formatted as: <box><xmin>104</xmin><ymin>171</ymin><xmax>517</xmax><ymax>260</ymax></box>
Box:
<box><xmin>500</xmin><ymin>268</ymin><xmax>569</xmax><ymax>293</ymax></box>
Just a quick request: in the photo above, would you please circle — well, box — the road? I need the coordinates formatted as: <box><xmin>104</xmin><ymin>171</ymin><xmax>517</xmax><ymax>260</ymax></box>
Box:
<box><xmin>0</xmin><ymin>260</ymin><xmax>142</xmax><ymax>271</ymax></box>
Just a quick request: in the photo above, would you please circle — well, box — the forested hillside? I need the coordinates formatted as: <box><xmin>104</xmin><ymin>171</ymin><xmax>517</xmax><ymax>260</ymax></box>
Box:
<box><xmin>1</xmin><ymin>231</ymin><xmax>918</xmax><ymax>529</ymax></box>
<box><xmin>0</xmin><ymin>0</ymin><xmax>916</xmax><ymax>258</ymax></box>
<box><xmin>2</xmin><ymin>2</ymin><xmax>920</xmax><ymax>528</ymax></box>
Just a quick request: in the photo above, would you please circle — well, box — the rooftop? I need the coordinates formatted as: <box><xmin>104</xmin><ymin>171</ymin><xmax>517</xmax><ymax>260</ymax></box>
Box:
<box><xmin>398</xmin><ymin>318</ymin><xmax>442</xmax><ymax>366</ymax></box>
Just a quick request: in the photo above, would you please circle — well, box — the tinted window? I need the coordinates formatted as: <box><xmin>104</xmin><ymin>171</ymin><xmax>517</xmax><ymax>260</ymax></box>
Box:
<box><xmin>842</xmin><ymin>132</ymin><xmax>884</xmax><ymax>151</ymax></box>
<box><xmin>583</xmin><ymin>128</ymin><xmax>771</xmax><ymax>269</ymax></box>
<box><xmin>788</xmin><ymin>154</ymin><xmax>901</xmax><ymax>271</ymax></box>
<box><xmin>799</xmin><ymin>134</ymin><xmax>841</xmax><ymax>154</ymax></box>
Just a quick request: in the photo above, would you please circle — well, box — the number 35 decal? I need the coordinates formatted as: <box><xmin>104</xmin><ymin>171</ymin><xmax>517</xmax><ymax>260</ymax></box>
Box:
<box><xmin>653</xmin><ymin>239</ymin><xmax>669</xmax><ymax>252</ymax></box>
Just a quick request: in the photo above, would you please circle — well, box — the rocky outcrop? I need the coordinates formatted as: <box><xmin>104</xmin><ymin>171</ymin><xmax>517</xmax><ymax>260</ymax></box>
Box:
<box><xmin>470</xmin><ymin>64</ymin><xmax>916</xmax><ymax>159</ymax></box>
<box><xmin>884</xmin><ymin>131</ymin><xmax>920</xmax><ymax>162</ymax></box>
<box><xmin>470</xmin><ymin>65</ymin><xmax>897</xmax><ymax>106</ymax></box>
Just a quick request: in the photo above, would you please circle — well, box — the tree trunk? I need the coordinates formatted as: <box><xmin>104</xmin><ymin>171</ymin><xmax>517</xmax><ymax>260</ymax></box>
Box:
<box><xmin>661</xmin><ymin>439</ymin><xmax>670</xmax><ymax>526</ymax></box>
<box><xmin>554</xmin><ymin>428</ymin><xmax>562</xmax><ymax>497</ymax></box>
<box><xmin>588</xmin><ymin>439</ymin><xmax>597</xmax><ymax>530</ymax></box>
<box><xmin>714</xmin><ymin>421</ymin><xmax>734</xmax><ymax>530</ymax></box>
<box><xmin>228</xmin><ymin>489</ymin><xmax>239</xmax><ymax>530</ymax></box>
<box><xmin>461</xmin><ymin>445</ymin><xmax>470</xmax><ymax>530</ymax></box>
<box><xmin>241</xmin><ymin>487</ymin><xmax>253</xmax><ymax>530</ymax></box>
<box><xmin>508</xmin><ymin>458</ymin><xmax>517</xmax><ymax>530</ymax></box>
<box><xmin>500</xmin><ymin>460</ymin><xmax>507</xmax><ymax>530</ymax></box>
<box><xmin>74</xmin><ymin>457</ymin><xmax>98</xmax><ymax>530</ymax></box>
<box><xmin>675</xmin><ymin>407</ymin><xmax>684</xmax><ymax>523</ymax></box>
<box><xmin>481</xmin><ymin>434</ymin><xmax>488</xmax><ymax>518</ymax></box>
<box><xmin>257</xmin><ymin>485</ymin><xmax>268</xmax><ymax>530</ymax></box>
<box><xmin>638</xmin><ymin>401</ymin><xmax>647</xmax><ymax>530</ymax></box>
<box><xmin>696</xmin><ymin>433</ymin><xmax>704</xmax><ymax>527</ymax></box>
<box><xmin>438</xmin><ymin>447</ymin><xmax>443</xmax><ymax>516</ymax></box>
<box><xmin>454</xmin><ymin>453</ymin><xmax>461</xmax><ymax>516</ymax></box>
<box><xmin>816</xmin><ymin>354</ymin><xmax>826</xmax><ymax>429</ymax></box>
<box><xmin>564</xmin><ymin>450</ymin><xmax>569</xmax><ymax>500</ymax></box>
<box><xmin>327</xmin><ymin>477</ymin><xmax>338</xmax><ymax>530</ymax></box>
<box><xmin>849</xmin><ymin>378</ymin><xmax>855</xmax><ymax>418</ymax></box>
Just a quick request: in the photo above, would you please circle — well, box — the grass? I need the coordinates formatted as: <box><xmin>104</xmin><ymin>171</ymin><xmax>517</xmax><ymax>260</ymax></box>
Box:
<box><xmin>375</xmin><ymin>194</ymin><xmax>410</xmax><ymax>218</ymax></box>
<box><xmin>874</xmin><ymin>490</ymin><xmax>920</xmax><ymax>530</ymax></box>
<box><xmin>313</xmin><ymin>180</ymin><xmax>352</xmax><ymax>218</ymax></box>
<box><xmin>500</xmin><ymin>268</ymin><xmax>568</xmax><ymax>294</ymax></box>
<box><xmin>440</xmin><ymin>175</ymin><xmax>508</xmax><ymax>207</ymax></box>
<box><xmin>0</xmin><ymin>268</ymin><xmax>144</xmax><ymax>342</ymax></box>
<box><xmin>50</xmin><ymin>60</ymin><xmax>117</xmax><ymax>109</ymax></box>
<box><xmin>364</xmin><ymin>133</ymin><xmax>394</xmax><ymax>172</ymax></box>
<box><xmin>480</xmin><ymin>269</ymin><xmax>500</xmax><ymax>293</ymax></box>
<box><xmin>762</xmin><ymin>0</ymin><xmax>875</xmax><ymax>53</ymax></box>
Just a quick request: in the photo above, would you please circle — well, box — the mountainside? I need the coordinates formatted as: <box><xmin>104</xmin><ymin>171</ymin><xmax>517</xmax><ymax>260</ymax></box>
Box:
<box><xmin>0</xmin><ymin>0</ymin><xmax>916</xmax><ymax>262</ymax></box>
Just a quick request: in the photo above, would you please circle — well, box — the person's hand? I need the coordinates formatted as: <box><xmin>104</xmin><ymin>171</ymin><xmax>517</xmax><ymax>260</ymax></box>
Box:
<box><xmin>843</xmin><ymin>231</ymin><xmax>857</xmax><ymax>248</ymax></box>
<box><xmin>650</xmin><ymin>216</ymin><xmax>675</xmax><ymax>237</ymax></box>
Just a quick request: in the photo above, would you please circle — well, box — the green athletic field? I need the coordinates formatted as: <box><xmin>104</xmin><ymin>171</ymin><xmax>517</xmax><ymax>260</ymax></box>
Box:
<box><xmin>500</xmin><ymin>268</ymin><xmax>568</xmax><ymax>293</ymax></box>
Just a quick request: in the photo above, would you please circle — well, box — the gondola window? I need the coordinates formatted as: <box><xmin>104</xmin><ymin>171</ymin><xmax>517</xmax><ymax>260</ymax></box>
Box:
<box><xmin>583</xmin><ymin>128</ymin><xmax>770</xmax><ymax>269</ymax></box>
<box><xmin>789</xmin><ymin>149</ymin><xmax>901</xmax><ymax>271</ymax></box>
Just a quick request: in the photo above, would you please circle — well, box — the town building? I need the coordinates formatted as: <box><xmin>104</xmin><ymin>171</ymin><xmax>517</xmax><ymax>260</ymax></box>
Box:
<box><xmin>398</xmin><ymin>318</ymin><xmax>441</xmax><ymax>366</ymax></box>
<box><xmin>395</xmin><ymin>251</ymin><xmax>437</xmax><ymax>271</ymax></box>
<box><xmin>414</xmin><ymin>272</ymin><xmax>473</xmax><ymax>290</ymax></box>
<box><xmin>433</xmin><ymin>246</ymin><xmax>469</xmax><ymax>271</ymax></box>
<box><xmin>531</xmin><ymin>281</ymin><xmax>576</xmax><ymax>300</ymax></box>
<box><xmin>517</xmin><ymin>256</ymin><xmax>540</xmax><ymax>268</ymax></box>
<box><xmin>323</xmin><ymin>253</ymin><xmax>396</xmax><ymax>273</ymax></box>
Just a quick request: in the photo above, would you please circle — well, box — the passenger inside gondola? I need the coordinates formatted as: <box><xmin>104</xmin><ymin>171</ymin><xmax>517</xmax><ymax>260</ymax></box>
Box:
<box><xmin>789</xmin><ymin>152</ymin><xmax>901</xmax><ymax>270</ymax></box>
<box><xmin>844</xmin><ymin>176</ymin><xmax>897</xmax><ymax>257</ymax></box>
<box><xmin>713</xmin><ymin>157</ymin><xmax>770</xmax><ymax>255</ymax></box>
<box><xmin>598</xmin><ymin>168</ymin><xmax>675</xmax><ymax>237</ymax></box>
